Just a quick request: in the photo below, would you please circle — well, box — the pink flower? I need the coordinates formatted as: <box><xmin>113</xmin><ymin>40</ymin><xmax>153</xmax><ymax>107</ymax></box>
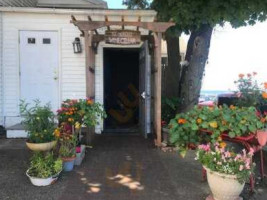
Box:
<box><xmin>248</xmin><ymin>148</ymin><xmax>254</xmax><ymax>156</ymax></box>
<box><xmin>239</xmin><ymin>165</ymin><xmax>244</xmax><ymax>171</ymax></box>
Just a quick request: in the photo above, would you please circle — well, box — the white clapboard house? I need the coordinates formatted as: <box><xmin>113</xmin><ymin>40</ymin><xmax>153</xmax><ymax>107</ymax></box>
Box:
<box><xmin>0</xmin><ymin>0</ymin><xmax>175</xmax><ymax>145</ymax></box>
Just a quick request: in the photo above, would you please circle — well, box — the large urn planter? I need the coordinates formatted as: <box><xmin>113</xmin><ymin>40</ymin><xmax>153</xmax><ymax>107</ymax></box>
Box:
<box><xmin>205</xmin><ymin>167</ymin><xmax>244</xmax><ymax>200</ymax></box>
<box><xmin>26</xmin><ymin>170</ymin><xmax>61</xmax><ymax>187</ymax></box>
<box><xmin>26</xmin><ymin>140</ymin><xmax>57</xmax><ymax>151</ymax></box>
<box><xmin>62</xmin><ymin>157</ymin><xmax>76</xmax><ymax>172</ymax></box>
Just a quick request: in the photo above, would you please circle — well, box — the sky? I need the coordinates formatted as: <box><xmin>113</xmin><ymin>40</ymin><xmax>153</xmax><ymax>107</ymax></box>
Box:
<box><xmin>106</xmin><ymin>0</ymin><xmax>267</xmax><ymax>91</ymax></box>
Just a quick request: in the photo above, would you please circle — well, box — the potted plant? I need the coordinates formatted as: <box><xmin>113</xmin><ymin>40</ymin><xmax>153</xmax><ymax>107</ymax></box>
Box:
<box><xmin>169</xmin><ymin>105</ymin><xmax>265</xmax><ymax>156</ymax></box>
<box><xmin>196</xmin><ymin>143</ymin><xmax>254</xmax><ymax>200</ymax></box>
<box><xmin>26</xmin><ymin>152</ymin><xmax>62</xmax><ymax>186</ymax></box>
<box><xmin>56</xmin><ymin>125</ymin><xmax>77</xmax><ymax>172</ymax></box>
<box><xmin>20</xmin><ymin>100</ymin><xmax>57</xmax><ymax>151</ymax></box>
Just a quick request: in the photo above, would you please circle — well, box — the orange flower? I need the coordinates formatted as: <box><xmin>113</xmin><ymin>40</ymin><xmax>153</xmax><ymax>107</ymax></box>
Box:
<box><xmin>87</xmin><ymin>99</ymin><xmax>93</xmax><ymax>105</ymax></box>
<box><xmin>262</xmin><ymin>92</ymin><xmax>267</xmax><ymax>99</ymax></box>
<box><xmin>197</xmin><ymin>118</ymin><xmax>202</xmax><ymax>124</ymax></box>
<box><xmin>230</xmin><ymin>105</ymin><xmax>236</xmax><ymax>110</ymax></box>
<box><xmin>219</xmin><ymin>142</ymin><xmax>227</xmax><ymax>149</ymax></box>
<box><xmin>264</xmin><ymin>82</ymin><xmax>267</xmax><ymax>89</ymax></box>
<box><xmin>53</xmin><ymin>128</ymin><xmax>61</xmax><ymax>137</ymax></box>
<box><xmin>178</xmin><ymin>118</ymin><xmax>187</xmax><ymax>124</ymax></box>
<box><xmin>261</xmin><ymin>118</ymin><xmax>266</xmax><ymax>123</ymax></box>
<box><xmin>239</xmin><ymin>74</ymin><xmax>245</xmax><ymax>79</ymax></box>
<box><xmin>68</xmin><ymin>118</ymin><xmax>74</xmax><ymax>122</ymax></box>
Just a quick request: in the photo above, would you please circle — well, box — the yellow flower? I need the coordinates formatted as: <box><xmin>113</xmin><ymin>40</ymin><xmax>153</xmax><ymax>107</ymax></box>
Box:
<box><xmin>219</xmin><ymin>142</ymin><xmax>227</xmax><ymax>149</ymax></box>
<box><xmin>209</xmin><ymin>121</ymin><xmax>218</xmax><ymax>129</ymax></box>
<box><xmin>197</xmin><ymin>118</ymin><xmax>202</xmax><ymax>124</ymax></box>
<box><xmin>75</xmin><ymin>122</ymin><xmax>81</xmax><ymax>130</ymax></box>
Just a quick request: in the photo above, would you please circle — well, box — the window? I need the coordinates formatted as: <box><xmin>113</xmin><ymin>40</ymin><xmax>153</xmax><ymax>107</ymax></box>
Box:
<box><xmin>43</xmin><ymin>38</ymin><xmax>51</xmax><ymax>44</ymax></box>
<box><xmin>28</xmin><ymin>38</ymin><xmax>35</xmax><ymax>44</ymax></box>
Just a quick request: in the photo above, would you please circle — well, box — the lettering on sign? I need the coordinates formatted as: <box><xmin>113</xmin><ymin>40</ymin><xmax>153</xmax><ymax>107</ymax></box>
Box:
<box><xmin>105</xmin><ymin>30</ymin><xmax>141</xmax><ymax>45</ymax></box>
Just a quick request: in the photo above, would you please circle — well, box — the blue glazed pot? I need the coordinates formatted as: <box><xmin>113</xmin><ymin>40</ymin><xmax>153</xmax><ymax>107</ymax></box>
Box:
<box><xmin>62</xmin><ymin>157</ymin><xmax>75</xmax><ymax>172</ymax></box>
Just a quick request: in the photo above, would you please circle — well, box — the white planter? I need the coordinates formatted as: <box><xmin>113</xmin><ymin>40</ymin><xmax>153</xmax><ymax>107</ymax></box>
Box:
<box><xmin>26</xmin><ymin>170</ymin><xmax>61</xmax><ymax>186</ymax></box>
<box><xmin>205</xmin><ymin>167</ymin><xmax>244</xmax><ymax>200</ymax></box>
<box><xmin>75</xmin><ymin>145</ymin><xmax>86</xmax><ymax>166</ymax></box>
<box><xmin>26</xmin><ymin>140</ymin><xmax>57</xmax><ymax>152</ymax></box>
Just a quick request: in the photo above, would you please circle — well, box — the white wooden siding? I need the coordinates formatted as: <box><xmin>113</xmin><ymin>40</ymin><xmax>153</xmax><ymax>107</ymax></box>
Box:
<box><xmin>0</xmin><ymin>11</ymin><xmax>3</xmax><ymax>126</ymax></box>
<box><xmin>2</xmin><ymin>12</ymin><xmax>86</xmax><ymax>126</ymax></box>
<box><xmin>1</xmin><ymin>9</ymin><xmax>156</xmax><ymax>130</ymax></box>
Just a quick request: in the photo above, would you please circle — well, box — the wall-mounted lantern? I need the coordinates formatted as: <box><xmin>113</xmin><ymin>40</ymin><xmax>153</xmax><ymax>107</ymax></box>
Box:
<box><xmin>72</xmin><ymin>37</ymin><xmax>82</xmax><ymax>53</ymax></box>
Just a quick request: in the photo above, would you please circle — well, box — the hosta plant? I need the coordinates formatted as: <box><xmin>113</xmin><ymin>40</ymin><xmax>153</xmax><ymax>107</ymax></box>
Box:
<box><xmin>196</xmin><ymin>143</ymin><xmax>254</xmax><ymax>184</ymax></box>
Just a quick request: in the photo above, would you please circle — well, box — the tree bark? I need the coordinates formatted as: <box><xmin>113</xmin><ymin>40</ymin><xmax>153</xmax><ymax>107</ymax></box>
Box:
<box><xmin>163</xmin><ymin>34</ymin><xmax>181</xmax><ymax>98</ymax></box>
<box><xmin>179</xmin><ymin>25</ymin><xmax>213</xmax><ymax>112</ymax></box>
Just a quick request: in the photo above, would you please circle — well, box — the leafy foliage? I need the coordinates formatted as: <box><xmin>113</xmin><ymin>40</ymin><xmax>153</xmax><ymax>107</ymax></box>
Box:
<box><xmin>196</xmin><ymin>143</ymin><xmax>255</xmax><ymax>184</ymax></box>
<box><xmin>169</xmin><ymin>105</ymin><xmax>266</xmax><ymax>152</ymax></box>
<box><xmin>28</xmin><ymin>152</ymin><xmax>62</xmax><ymax>178</ymax></box>
<box><xmin>123</xmin><ymin>0</ymin><xmax>150</xmax><ymax>9</ymax></box>
<box><xmin>58</xmin><ymin>131</ymin><xmax>77</xmax><ymax>158</ymax></box>
<box><xmin>161</xmin><ymin>97</ymin><xmax>180</xmax><ymax>126</ymax></box>
<box><xmin>125</xmin><ymin>0</ymin><xmax>267</xmax><ymax>33</ymax></box>
<box><xmin>20</xmin><ymin>100</ymin><xmax>56</xmax><ymax>143</ymax></box>
<box><xmin>57</xmin><ymin>99</ymin><xmax>106</xmax><ymax>127</ymax></box>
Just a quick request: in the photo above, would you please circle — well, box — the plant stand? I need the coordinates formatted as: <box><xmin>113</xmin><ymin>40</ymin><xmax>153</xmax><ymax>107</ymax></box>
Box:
<box><xmin>75</xmin><ymin>145</ymin><xmax>86</xmax><ymax>166</ymax></box>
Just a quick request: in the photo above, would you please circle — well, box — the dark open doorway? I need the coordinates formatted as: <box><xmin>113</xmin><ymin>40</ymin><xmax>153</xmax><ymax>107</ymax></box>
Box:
<box><xmin>104</xmin><ymin>48</ymin><xmax>140</xmax><ymax>133</ymax></box>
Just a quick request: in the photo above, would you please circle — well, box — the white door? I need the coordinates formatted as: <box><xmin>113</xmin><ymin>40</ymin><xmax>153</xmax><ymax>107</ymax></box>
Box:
<box><xmin>20</xmin><ymin>31</ymin><xmax>59</xmax><ymax>111</ymax></box>
<box><xmin>139</xmin><ymin>41</ymin><xmax>151</xmax><ymax>138</ymax></box>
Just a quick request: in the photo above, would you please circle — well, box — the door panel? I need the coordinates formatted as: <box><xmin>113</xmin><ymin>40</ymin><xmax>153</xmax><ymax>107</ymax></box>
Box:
<box><xmin>139</xmin><ymin>41</ymin><xmax>151</xmax><ymax>137</ymax></box>
<box><xmin>20</xmin><ymin>31</ymin><xmax>59</xmax><ymax>111</ymax></box>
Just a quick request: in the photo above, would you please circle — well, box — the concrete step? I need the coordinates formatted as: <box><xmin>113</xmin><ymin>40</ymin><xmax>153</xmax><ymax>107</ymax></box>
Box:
<box><xmin>6</xmin><ymin>124</ymin><xmax>27</xmax><ymax>138</ymax></box>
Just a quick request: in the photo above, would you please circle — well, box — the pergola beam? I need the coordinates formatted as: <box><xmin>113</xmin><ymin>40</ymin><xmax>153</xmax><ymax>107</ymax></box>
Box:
<box><xmin>71</xmin><ymin>20</ymin><xmax>175</xmax><ymax>33</ymax></box>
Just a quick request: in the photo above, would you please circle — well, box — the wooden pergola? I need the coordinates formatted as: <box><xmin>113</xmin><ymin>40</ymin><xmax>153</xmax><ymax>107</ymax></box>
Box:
<box><xmin>70</xmin><ymin>15</ymin><xmax>175</xmax><ymax>146</ymax></box>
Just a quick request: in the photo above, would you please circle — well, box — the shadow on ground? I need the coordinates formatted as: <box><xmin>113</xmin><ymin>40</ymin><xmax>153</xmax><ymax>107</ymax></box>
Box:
<box><xmin>0</xmin><ymin>135</ymin><xmax>266</xmax><ymax>200</ymax></box>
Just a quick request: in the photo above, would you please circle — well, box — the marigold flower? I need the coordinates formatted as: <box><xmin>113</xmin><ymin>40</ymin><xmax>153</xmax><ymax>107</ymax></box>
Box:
<box><xmin>264</xmin><ymin>82</ymin><xmax>267</xmax><ymax>89</ymax></box>
<box><xmin>209</xmin><ymin>121</ymin><xmax>218</xmax><ymax>129</ymax></box>
<box><xmin>219</xmin><ymin>142</ymin><xmax>227</xmax><ymax>149</ymax></box>
<box><xmin>262</xmin><ymin>92</ymin><xmax>267</xmax><ymax>99</ymax></box>
<box><xmin>261</xmin><ymin>118</ymin><xmax>266</xmax><ymax>123</ymax></box>
<box><xmin>178</xmin><ymin>118</ymin><xmax>187</xmax><ymax>124</ymax></box>
<box><xmin>197</xmin><ymin>118</ymin><xmax>202</xmax><ymax>124</ymax></box>
<box><xmin>68</xmin><ymin>118</ymin><xmax>74</xmax><ymax>122</ymax></box>
<box><xmin>239</xmin><ymin>74</ymin><xmax>245</xmax><ymax>79</ymax></box>
<box><xmin>230</xmin><ymin>105</ymin><xmax>236</xmax><ymax>110</ymax></box>
<box><xmin>87</xmin><ymin>99</ymin><xmax>93</xmax><ymax>105</ymax></box>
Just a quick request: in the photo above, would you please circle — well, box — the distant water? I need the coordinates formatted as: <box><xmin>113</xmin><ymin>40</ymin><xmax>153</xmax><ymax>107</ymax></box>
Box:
<box><xmin>201</xmin><ymin>90</ymin><xmax>232</xmax><ymax>96</ymax></box>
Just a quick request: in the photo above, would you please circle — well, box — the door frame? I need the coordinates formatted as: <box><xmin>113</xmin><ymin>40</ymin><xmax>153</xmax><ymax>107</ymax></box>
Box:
<box><xmin>18</xmin><ymin>30</ymin><xmax>61</xmax><ymax>111</ymax></box>
<box><xmin>95</xmin><ymin>41</ymin><xmax>143</xmax><ymax>133</ymax></box>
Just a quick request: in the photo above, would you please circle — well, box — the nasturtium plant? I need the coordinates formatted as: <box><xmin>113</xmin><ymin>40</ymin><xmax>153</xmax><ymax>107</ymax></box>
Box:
<box><xmin>169</xmin><ymin>105</ymin><xmax>266</xmax><ymax>155</ymax></box>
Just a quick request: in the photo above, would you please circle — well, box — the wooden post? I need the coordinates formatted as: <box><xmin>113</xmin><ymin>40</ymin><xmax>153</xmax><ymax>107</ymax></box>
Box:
<box><xmin>84</xmin><ymin>31</ymin><xmax>96</xmax><ymax>145</ymax></box>
<box><xmin>154</xmin><ymin>32</ymin><xmax>162</xmax><ymax>146</ymax></box>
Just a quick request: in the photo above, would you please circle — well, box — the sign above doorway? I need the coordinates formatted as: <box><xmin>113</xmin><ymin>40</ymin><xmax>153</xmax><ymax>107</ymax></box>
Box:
<box><xmin>105</xmin><ymin>30</ymin><xmax>141</xmax><ymax>45</ymax></box>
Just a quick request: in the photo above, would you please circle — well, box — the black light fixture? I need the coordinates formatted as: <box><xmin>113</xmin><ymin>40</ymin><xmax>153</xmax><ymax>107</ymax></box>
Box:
<box><xmin>72</xmin><ymin>37</ymin><xmax>82</xmax><ymax>53</ymax></box>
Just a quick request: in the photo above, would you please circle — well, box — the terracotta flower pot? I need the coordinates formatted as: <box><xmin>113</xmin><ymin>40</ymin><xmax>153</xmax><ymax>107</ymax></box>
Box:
<box><xmin>257</xmin><ymin>130</ymin><xmax>267</xmax><ymax>147</ymax></box>
<box><xmin>26</xmin><ymin>140</ymin><xmax>57</xmax><ymax>151</ymax></box>
<box><xmin>61</xmin><ymin>156</ymin><xmax>76</xmax><ymax>172</ymax></box>
<box><xmin>205</xmin><ymin>167</ymin><xmax>244</xmax><ymax>200</ymax></box>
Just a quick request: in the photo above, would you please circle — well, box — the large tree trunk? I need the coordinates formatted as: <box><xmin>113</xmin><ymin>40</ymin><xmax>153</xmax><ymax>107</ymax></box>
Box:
<box><xmin>163</xmin><ymin>34</ymin><xmax>181</xmax><ymax>98</ymax></box>
<box><xmin>179</xmin><ymin>25</ymin><xmax>213</xmax><ymax>112</ymax></box>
